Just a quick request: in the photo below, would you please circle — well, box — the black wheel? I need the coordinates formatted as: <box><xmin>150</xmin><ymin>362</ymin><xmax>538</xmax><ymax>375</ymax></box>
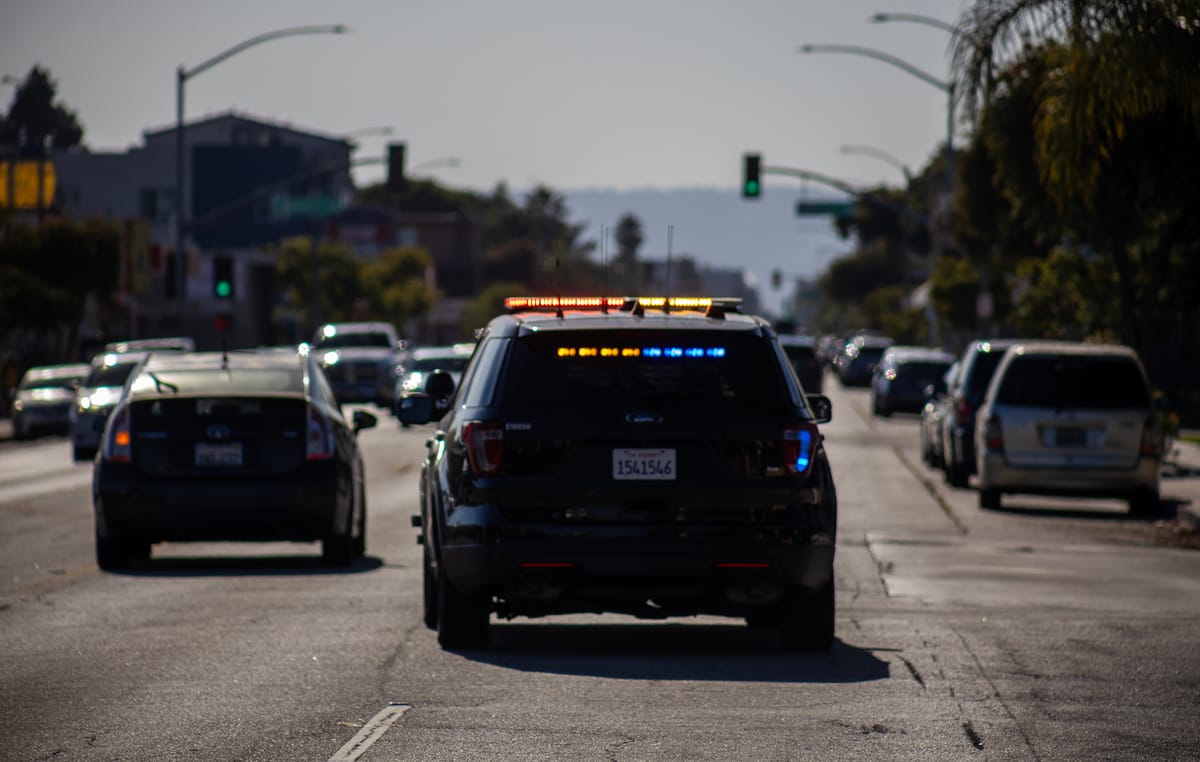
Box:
<box><xmin>778</xmin><ymin>578</ymin><xmax>835</xmax><ymax>651</ymax></box>
<box><xmin>353</xmin><ymin>488</ymin><xmax>367</xmax><ymax>557</ymax></box>
<box><xmin>436</xmin><ymin>572</ymin><xmax>490</xmax><ymax>649</ymax></box>
<box><xmin>979</xmin><ymin>488</ymin><xmax>1001</xmax><ymax>510</ymax></box>
<box><xmin>73</xmin><ymin>445</ymin><xmax>95</xmax><ymax>462</ymax></box>
<box><xmin>1128</xmin><ymin>490</ymin><xmax>1160</xmax><ymax>517</ymax></box>
<box><xmin>95</xmin><ymin>534</ymin><xmax>130</xmax><ymax>571</ymax></box>
<box><xmin>945</xmin><ymin>460</ymin><xmax>970</xmax><ymax>488</ymax></box>
<box><xmin>422</xmin><ymin>547</ymin><xmax>438</xmax><ymax>630</ymax></box>
<box><xmin>322</xmin><ymin>515</ymin><xmax>355</xmax><ymax>566</ymax></box>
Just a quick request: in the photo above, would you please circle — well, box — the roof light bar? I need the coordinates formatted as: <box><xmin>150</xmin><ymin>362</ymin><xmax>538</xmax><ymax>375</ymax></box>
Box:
<box><xmin>504</xmin><ymin>296</ymin><xmax>743</xmax><ymax>313</ymax></box>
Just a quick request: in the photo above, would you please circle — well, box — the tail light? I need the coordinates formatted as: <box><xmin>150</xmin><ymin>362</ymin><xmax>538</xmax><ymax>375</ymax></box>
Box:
<box><xmin>104</xmin><ymin>406</ymin><xmax>132</xmax><ymax>463</ymax></box>
<box><xmin>306</xmin><ymin>405</ymin><xmax>334</xmax><ymax>460</ymax></box>
<box><xmin>464</xmin><ymin>420</ymin><xmax>504</xmax><ymax>476</ymax></box>
<box><xmin>1139</xmin><ymin>415</ymin><xmax>1163</xmax><ymax>458</ymax></box>
<box><xmin>956</xmin><ymin>397</ymin><xmax>973</xmax><ymax>420</ymax></box>
<box><xmin>783</xmin><ymin>423</ymin><xmax>820</xmax><ymax>476</ymax></box>
<box><xmin>983</xmin><ymin>414</ymin><xmax>1004</xmax><ymax>452</ymax></box>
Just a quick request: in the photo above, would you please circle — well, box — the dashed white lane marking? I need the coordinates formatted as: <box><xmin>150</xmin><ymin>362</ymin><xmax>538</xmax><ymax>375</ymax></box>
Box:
<box><xmin>329</xmin><ymin>702</ymin><xmax>412</xmax><ymax>761</ymax></box>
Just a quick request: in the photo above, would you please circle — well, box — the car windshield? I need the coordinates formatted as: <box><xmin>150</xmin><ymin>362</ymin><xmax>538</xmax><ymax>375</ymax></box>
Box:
<box><xmin>501</xmin><ymin>331</ymin><xmax>792</xmax><ymax>419</ymax></box>
<box><xmin>129</xmin><ymin>368</ymin><xmax>304</xmax><ymax>396</ymax></box>
<box><xmin>20</xmin><ymin>375</ymin><xmax>84</xmax><ymax>391</ymax></box>
<box><xmin>85</xmin><ymin>363</ymin><xmax>138</xmax><ymax>388</ymax></box>
<box><xmin>314</xmin><ymin>333</ymin><xmax>392</xmax><ymax>349</ymax></box>
<box><xmin>995</xmin><ymin>355</ymin><xmax>1149</xmax><ymax>409</ymax></box>
<box><xmin>410</xmin><ymin>356</ymin><xmax>470</xmax><ymax>373</ymax></box>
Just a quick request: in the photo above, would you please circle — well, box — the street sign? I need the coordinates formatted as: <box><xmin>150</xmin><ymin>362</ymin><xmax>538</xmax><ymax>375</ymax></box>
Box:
<box><xmin>795</xmin><ymin>200</ymin><xmax>856</xmax><ymax>217</ymax></box>
<box><xmin>269</xmin><ymin>193</ymin><xmax>345</xmax><ymax>219</ymax></box>
<box><xmin>0</xmin><ymin>160</ymin><xmax>57</xmax><ymax>209</ymax></box>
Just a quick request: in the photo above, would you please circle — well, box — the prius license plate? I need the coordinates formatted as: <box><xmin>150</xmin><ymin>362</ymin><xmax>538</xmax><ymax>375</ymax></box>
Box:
<box><xmin>613</xmin><ymin>448</ymin><xmax>676</xmax><ymax>480</ymax></box>
<box><xmin>195</xmin><ymin>442</ymin><xmax>243</xmax><ymax>467</ymax></box>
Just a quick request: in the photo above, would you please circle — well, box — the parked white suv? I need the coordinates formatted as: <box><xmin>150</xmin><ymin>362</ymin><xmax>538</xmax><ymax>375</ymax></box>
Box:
<box><xmin>974</xmin><ymin>341</ymin><xmax>1162</xmax><ymax>514</ymax></box>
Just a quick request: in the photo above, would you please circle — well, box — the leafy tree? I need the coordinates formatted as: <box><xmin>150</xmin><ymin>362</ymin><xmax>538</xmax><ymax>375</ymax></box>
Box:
<box><xmin>0</xmin><ymin>66</ymin><xmax>84</xmax><ymax>153</ymax></box>
<box><xmin>461</xmin><ymin>281</ymin><xmax>526</xmax><ymax>337</ymax></box>
<box><xmin>361</xmin><ymin>246</ymin><xmax>435</xmax><ymax>327</ymax></box>
<box><xmin>613</xmin><ymin>212</ymin><xmax>644</xmax><ymax>292</ymax></box>
<box><xmin>274</xmin><ymin>237</ymin><xmax>366</xmax><ymax>328</ymax></box>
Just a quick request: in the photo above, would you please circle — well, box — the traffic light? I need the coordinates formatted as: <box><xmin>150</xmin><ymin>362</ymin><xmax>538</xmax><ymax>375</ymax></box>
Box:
<box><xmin>742</xmin><ymin>153</ymin><xmax>762</xmax><ymax>199</ymax></box>
<box><xmin>387</xmin><ymin>142</ymin><xmax>406</xmax><ymax>190</ymax></box>
<box><xmin>213</xmin><ymin>256</ymin><xmax>234</xmax><ymax>299</ymax></box>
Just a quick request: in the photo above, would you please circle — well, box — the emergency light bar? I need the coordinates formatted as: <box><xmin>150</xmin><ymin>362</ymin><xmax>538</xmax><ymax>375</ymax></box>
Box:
<box><xmin>503</xmin><ymin>296</ymin><xmax>744</xmax><ymax>315</ymax></box>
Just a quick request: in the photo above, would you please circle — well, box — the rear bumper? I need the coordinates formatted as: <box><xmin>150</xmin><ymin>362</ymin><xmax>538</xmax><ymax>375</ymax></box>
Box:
<box><xmin>93</xmin><ymin>461</ymin><xmax>347</xmax><ymax>543</ymax></box>
<box><xmin>435</xmin><ymin>502</ymin><xmax>835</xmax><ymax>617</ymax></box>
<box><xmin>977</xmin><ymin>451</ymin><xmax>1159</xmax><ymax>496</ymax></box>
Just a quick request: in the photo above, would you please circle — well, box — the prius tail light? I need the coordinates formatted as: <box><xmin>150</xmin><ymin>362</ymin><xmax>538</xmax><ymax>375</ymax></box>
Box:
<box><xmin>103</xmin><ymin>406</ymin><xmax>132</xmax><ymax>463</ymax></box>
<box><xmin>306</xmin><ymin>405</ymin><xmax>334</xmax><ymax>460</ymax></box>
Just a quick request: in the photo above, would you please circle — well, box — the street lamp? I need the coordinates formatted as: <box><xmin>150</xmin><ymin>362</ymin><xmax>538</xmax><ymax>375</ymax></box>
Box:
<box><xmin>839</xmin><ymin>144</ymin><xmax>912</xmax><ymax>183</ymax></box>
<box><xmin>869</xmin><ymin>12</ymin><xmax>960</xmax><ymax>37</ymax></box>
<box><xmin>174</xmin><ymin>24</ymin><xmax>347</xmax><ymax>327</ymax></box>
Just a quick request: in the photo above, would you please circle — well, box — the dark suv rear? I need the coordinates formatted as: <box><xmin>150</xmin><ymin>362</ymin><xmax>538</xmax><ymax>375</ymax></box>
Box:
<box><xmin>398</xmin><ymin>297</ymin><xmax>837</xmax><ymax>650</ymax></box>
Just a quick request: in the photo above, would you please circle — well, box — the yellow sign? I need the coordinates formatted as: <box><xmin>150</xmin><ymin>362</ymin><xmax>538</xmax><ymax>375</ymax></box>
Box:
<box><xmin>0</xmin><ymin>160</ymin><xmax>57</xmax><ymax>209</ymax></box>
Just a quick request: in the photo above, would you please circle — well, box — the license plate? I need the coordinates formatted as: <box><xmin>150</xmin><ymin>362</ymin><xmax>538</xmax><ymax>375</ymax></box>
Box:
<box><xmin>613</xmin><ymin>448</ymin><xmax>676</xmax><ymax>480</ymax></box>
<box><xmin>195</xmin><ymin>442</ymin><xmax>243</xmax><ymax>467</ymax></box>
<box><xmin>1055</xmin><ymin>427</ymin><xmax>1086</xmax><ymax>446</ymax></box>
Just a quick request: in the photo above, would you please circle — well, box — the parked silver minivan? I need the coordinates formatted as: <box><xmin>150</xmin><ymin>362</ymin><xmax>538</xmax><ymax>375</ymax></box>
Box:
<box><xmin>974</xmin><ymin>341</ymin><xmax>1162</xmax><ymax>514</ymax></box>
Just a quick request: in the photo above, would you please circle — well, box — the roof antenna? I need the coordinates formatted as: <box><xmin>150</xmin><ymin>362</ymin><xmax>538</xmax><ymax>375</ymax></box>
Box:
<box><xmin>664</xmin><ymin>224</ymin><xmax>674</xmax><ymax>314</ymax></box>
<box><xmin>554</xmin><ymin>252</ymin><xmax>563</xmax><ymax>318</ymax></box>
<box><xmin>601</xmin><ymin>225</ymin><xmax>609</xmax><ymax>314</ymax></box>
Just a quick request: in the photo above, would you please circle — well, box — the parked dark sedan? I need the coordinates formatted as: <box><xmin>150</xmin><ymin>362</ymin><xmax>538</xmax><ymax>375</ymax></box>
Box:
<box><xmin>92</xmin><ymin>348</ymin><xmax>376</xmax><ymax>569</ymax></box>
<box><xmin>870</xmin><ymin>346</ymin><xmax>956</xmax><ymax>417</ymax></box>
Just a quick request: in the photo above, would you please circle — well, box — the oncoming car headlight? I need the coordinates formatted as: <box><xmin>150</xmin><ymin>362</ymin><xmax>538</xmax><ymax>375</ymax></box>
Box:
<box><xmin>322</xmin><ymin>351</ymin><xmax>340</xmax><ymax>366</ymax></box>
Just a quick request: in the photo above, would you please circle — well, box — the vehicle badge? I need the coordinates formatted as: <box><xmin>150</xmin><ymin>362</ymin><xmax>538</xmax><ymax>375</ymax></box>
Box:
<box><xmin>625</xmin><ymin>412</ymin><xmax>662</xmax><ymax>425</ymax></box>
<box><xmin>206</xmin><ymin>423</ymin><xmax>232</xmax><ymax>440</ymax></box>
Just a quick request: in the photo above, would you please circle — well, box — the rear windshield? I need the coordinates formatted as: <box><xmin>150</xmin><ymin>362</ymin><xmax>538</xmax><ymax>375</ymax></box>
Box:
<box><xmin>129</xmin><ymin>368</ymin><xmax>304</xmax><ymax>396</ymax></box>
<box><xmin>995</xmin><ymin>355</ymin><xmax>1149</xmax><ymax>408</ymax></box>
<box><xmin>85</xmin><ymin>363</ymin><xmax>138</xmax><ymax>388</ymax></box>
<box><xmin>315</xmin><ymin>332</ymin><xmax>392</xmax><ymax>349</ymax></box>
<box><xmin>782</xmin><ymin>345</ymin><xmax>816</xmax><ymax>362</ymax></box>
<box><xmin>894</xmin><ymin>361</ymin><xmax>954</xmax><ymax>392</ymax></box>
<box><xmin>500</xmin><ymin>331</ymin><xmax>793</xmax><ymax>418</ymax></box>
<box><xmin>411</xmin><ymin>356</ymin><xmax>470</xmax><ymax>373</ymax></box>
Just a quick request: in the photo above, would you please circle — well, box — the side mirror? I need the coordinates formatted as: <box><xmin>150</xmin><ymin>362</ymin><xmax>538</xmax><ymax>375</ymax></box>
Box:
<box><xmin>396</xmin><ymin>393</ymin><xmax>435</xmax><ymax>425</ymax></box>
<box><xmin>807</xmin><ymin>394</ymin><xmax>833</xmax><ymax>424</ymax></box>
<box><xmin>424</xmin><ymin>369</ymin><xmax>456</xmax><ymax>400</ymax></box>
<box><xmin>352</xmin><ymin>409</ymin><xmax>378</xmax><ymax>434</ymax></box>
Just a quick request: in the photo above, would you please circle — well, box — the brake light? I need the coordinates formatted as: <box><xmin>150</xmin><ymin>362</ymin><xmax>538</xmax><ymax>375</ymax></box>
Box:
<box><xmin>306</xmin><ymin>405</ymin><xmax>334</xmax><ymax>460</ymax></box>
<box><xmin>464</xmin><ymin>421</ymin><xmax>504</xmax><ymax>476</ymax></box>
<box><xmin>984</xmin><ymin>414</ymin><xmax>1004</xmax><ymax>452</ymax></box>
<box><xmin>783</xmin><ymin>423</ymin><xmax>820</xmax><ymax>476</ymax></box>
<box><xmin>1140</xmin><ymin>416</ymin><xmax>1163</xmax><ymax>458</ymax></box>
<box><xmin>956</xmin><ymin>398</ymin><xmax>973</xmax><ymax>419</ymax></box>
<box><xmin>104</xmin><ymin>406</ymin><xmax>132</xmax><ymax>463</ymax></box>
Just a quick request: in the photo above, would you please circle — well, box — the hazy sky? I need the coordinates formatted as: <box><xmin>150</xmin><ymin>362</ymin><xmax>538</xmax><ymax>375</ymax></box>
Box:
<box><xmin>3</xmin><ymin>0</ymin><xmax>969</xmax><ymax>193</ymax></box>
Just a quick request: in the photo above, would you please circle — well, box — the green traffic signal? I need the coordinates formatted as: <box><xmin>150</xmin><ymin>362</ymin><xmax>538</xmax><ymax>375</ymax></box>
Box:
<box><xmin>212</xmin><ymin>256</ymin><xmax>234</xmax><ymax>299</ymax></box>
<box><xmin>741</xmin><ymin>153</ymin><xmax>762</xmax><ymax>199</ymax></box>
<box><xmin>215</xmin><ymin>280</ymin><xmax>232</xmax><ymax>298</ymax></box>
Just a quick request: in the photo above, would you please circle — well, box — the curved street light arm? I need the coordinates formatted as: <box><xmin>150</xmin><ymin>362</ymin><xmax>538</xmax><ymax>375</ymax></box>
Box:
<box><xmin>840</xmin><ymin>144</ymin><xmax>913</xmax><ymax>183</ymax></box>
<box><xmin>183</xmin><ymin>25</ymin><xmax>349</xmax><ymax>81</ymax></box>
<box><xmin>797</xmin><ymin>43</ymin><xmax>949</xmax><ymax>93</ymax></box>
<box><xmin>870</xmin><ymin>12</ymin><xmax>960</xmax><ymax>38</ymax></box>
<box><xmin>762</xmin><ymin>164</ymin><xmax>929</xmax><ymax>227</ymax></box>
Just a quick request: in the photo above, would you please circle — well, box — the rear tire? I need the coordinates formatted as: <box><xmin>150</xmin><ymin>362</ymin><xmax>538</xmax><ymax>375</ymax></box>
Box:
<box><xmin>353</xmin><ymin>488</ymin><xmax>367</xmax><ymax>557</ymax></box>
<box><xmin>73</xmin><ymin>445</ymin><xmax>95</xmax><ymax>462</ymax></box>
<box><xmin>437</xmin><ymin>573</ymin><xmax>490</xmax><ymax>649</ymax></box>
<box><xmin>945</xmin><ymin>460</ymin><xmax>970</xmax><ymax>488</ymax></box>
<box><xmin>979</xmin><ymin>488</ymin><xmax>1001</xmax><ymax>510</ymax></box>
<box><xmin>1128</xmin><ymin>490</ymin><xmax>1160</xmax><ymax>517</ymax></box>
<box><xmin>322</xmin><ymin>517</ymin><xmax>355</xmax><ymax>566</ymax></box>
<box><xmin>422</xmin><ymin>547</ymin><xmax>438</xmax><ymax>630</ymax></box>
<box><xmin>778</xmin><ymin>579</ymin><xmax>835</xmax><ymax>651</ymax></box>
<box><xmin>95</xmin><ymin>534</ymin><xmax>130</xmax><ymax>571</ymax></box>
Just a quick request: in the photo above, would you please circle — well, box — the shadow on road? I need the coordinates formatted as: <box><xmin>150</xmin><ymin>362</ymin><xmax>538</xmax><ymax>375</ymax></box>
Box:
<box><xmin>985</xmin><ymin>499</ymin><xmax>1177</xmax><ymax>522</ymax></box>
<box><xmin>459</xmin><ymin>623</ymin><xmax>890</xmax><ymax>684</ymax></box>
<box><xmin>110</xmin><ymin>554</ymin><xmax>385</xmax><ymax>577</ymax></box>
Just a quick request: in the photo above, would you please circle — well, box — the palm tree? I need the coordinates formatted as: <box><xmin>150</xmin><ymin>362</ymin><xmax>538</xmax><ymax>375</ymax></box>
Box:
<box><xmin>952</xmin><ymin>0</ymin><xmax>1200</xmax><ymax>210</ymax></box>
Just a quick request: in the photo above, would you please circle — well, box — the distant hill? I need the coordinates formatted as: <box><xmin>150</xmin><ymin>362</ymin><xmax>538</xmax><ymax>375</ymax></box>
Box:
<box><xmin>560</xmin><ymin>187</ymin><xmax>854</xmax><ymax>315</ymax></box>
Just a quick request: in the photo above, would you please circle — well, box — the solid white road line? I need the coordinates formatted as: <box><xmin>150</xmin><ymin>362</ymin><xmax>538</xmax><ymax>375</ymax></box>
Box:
<box><xmin>329</xmin><ymin>703</ymin><xmax>412</xmax><ymax>762</ymax></box>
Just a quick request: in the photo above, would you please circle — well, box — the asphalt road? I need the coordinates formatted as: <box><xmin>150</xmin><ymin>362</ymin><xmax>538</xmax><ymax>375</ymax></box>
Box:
<box><xmin>1</xmin><ymin>382</ymin><xmax>1199</xmax><ymax>761</ymax></box>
